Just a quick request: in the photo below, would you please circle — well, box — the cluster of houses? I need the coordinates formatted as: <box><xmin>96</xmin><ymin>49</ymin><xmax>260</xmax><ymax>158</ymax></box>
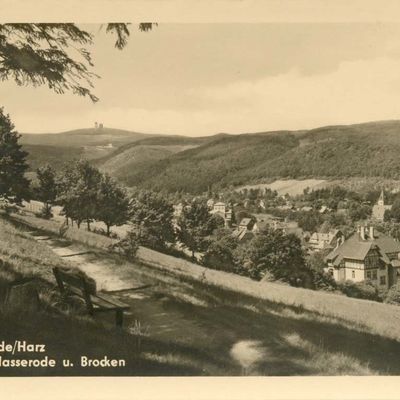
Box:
<box><xmin>173</xmin><ymin>189</ymin><xmax>400</xmax><ymax>290</ymax></box>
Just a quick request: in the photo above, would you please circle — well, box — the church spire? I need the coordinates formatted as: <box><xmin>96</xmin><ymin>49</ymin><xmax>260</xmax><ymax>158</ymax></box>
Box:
<box><xmin>378</xmin><ymin>189</ymin><xmax>385</xmax><ymax>206</ymax></box>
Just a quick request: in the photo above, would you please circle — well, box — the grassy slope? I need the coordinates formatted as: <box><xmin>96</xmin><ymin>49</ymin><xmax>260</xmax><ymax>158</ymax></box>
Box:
<box><xmin>13</xmin><ymin>212</ymin><xmax>400</xmax><ymax>342</ymax></box>
<box><xmin>0</xmin><ymin>216</ymin><xmax>204</xmax><ymax>376</ymax></box>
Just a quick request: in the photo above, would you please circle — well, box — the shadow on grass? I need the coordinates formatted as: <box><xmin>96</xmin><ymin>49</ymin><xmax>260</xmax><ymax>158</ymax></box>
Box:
<box><xmin>6</xmin><ymin>215</ymin><xmax>400</xmax><ymax>375</ymax></box>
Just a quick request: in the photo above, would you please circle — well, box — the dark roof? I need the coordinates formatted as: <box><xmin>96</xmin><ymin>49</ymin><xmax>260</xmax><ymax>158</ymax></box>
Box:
<box><xmin>239</xmin><ymin>218</ymin><xmax>252</xmax><ymax>227</ymax></box>
<box><xmin>326</xmin><ymin>230</ymin><xmax>400</xmax><ymax>265</ymax></box>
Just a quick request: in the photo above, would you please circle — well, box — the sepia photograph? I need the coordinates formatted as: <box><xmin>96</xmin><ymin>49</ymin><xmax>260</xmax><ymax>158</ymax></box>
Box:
<box><xmin>2</xmin><ymin>1</ymin><xmax>400</xmax><ymax>397</ymax></box>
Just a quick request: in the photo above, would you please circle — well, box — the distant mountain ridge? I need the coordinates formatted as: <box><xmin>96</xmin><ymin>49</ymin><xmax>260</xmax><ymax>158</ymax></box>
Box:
<box><xmin>20</xmin><ymin>120</ymin><xmax>400</xmax><ymax>194</ymax></box>
<box><xmin>20</xmin><ymin>127</ymin><xmax>157</xmax><ymax>147</ymax></box>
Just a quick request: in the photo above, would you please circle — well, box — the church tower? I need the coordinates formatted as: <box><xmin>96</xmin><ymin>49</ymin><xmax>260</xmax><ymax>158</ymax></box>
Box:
<box><xmin>378</xmin><ymin>189</ymin><xmax>385</xmax><ymax>206</ymax></box>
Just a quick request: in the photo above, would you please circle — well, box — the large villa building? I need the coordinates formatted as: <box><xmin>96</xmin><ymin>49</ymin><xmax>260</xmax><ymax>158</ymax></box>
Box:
<box><xmin>325</xmin><ymin>226</ymin><xmax>400</xmax><ymax>289</ymax></box>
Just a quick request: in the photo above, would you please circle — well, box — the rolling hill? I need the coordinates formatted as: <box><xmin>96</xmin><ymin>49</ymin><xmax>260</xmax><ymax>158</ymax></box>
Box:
<box><xmin>20</xmin><ymin>120</ymin><xmax>400</xmax><ymax>194</ymax></box>
<box><xmin>94</xmin><ymin>120</ymin><xmax>400</xmax><ymax>194</ymax></box>
<box><xmin>20</xmin><ymin>127</ymin><xmax>155</xmax><ymax>148</ymax></box>
<box><xmin>93</xmin><ymin>135</ymin><xmax>222</xmax><ymax>178</ymax></box>
<box><xmin>20</xmin><ymin>128</ymin><xmax>222</xmax><ymax>174</ymax></box>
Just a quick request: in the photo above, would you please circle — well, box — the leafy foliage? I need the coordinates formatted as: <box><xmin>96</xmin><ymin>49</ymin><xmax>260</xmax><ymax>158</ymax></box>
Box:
<box><xmin>96</xmin><ymin>174</ymin><xmax>130</xmax><ymax>236</ymax></box>
<box><xmin>35</xmin><ymin>164</ymin><xmax>57</xmax><ymax>216</ymax></box>
<box><xmin>384</xmin><ymin>282</ymin><xmax>400</xmax><ymax>305</ymax></box>
<box><xmin>385</xmin><ymin>199</ymin><xmax>400</xmax><ymax>222</ymax></box>
<box><xmin>234</xmin><ymin>227</ymin><xmax>309</xmax><ymax>285</ymax></box>
<box><xmin>177</xmin><ymin>199</ymin><xmax>224</xmax><ymax>259</ymax></box>
<box><xmin>338</xmin><ymin>280</ymin><xmax>381</xmax><ymax>302</ymax></box>
<box><xmin>0</xmin><ymin>23</ymin><xmax>154</xmax><ymax>102</ymax></box>
<box><xmin>202</xmin><ymin>228</ymin><xmax>239</xmax><ymax>272</ymax></box>
<box><xmin>0</xmin><ymin>108</ymin><xmax>30</xmax><ymax>202</ymax></box>
<box><xmin>110</xmin><ymin>229</ymin><xmax>140</xmax><ymax>261</ymax></box>
<box><xmin>129</xmin><ymin>189</ymin><xmax>175</xmax><ymax>251</ymax></box>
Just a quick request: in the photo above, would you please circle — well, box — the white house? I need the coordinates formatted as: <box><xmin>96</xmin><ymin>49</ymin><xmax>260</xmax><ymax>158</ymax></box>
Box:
<box><xmin>325</xmin><ymin>226</ymin><xmax>400</xmax><ymax>289</ymax></box>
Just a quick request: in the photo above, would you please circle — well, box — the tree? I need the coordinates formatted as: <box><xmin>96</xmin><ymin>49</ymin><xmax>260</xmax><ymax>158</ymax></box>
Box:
<box><xmin>57</xmin><ymin>160</ymin><xmax>102</xmax><ymax>230</ymax></box>
<box><xmin>307</xmin><ymin>251</ymin><xmax>329</xmax><ymax>273</ymax></box>
<box><xmin>74</xmin><ymin>161</ymin><xmax>102</xmax><ymax>231</ymax></box>
<box><xmin>387</xmin><ymin>199</ymin><xmax>400</xmax><ymax>222</ymax></box>
<box><xmin>234</xmin><ymin>227</ymin><xmax>308</xmax><ymax>284</ymax></box>
<box><xmin>96</xmin><ymin>174</ymin><xmax>129</xmax><ymax>236</ymax></box>
<box><xmin>57</xmin><ymin>162</ymin><xmax>82</xmax><ymax>226</ymax></box>
<box><xmin>202</xmin><ymin>228</ymin><xmax>238</xmax><ymax>271</ymax></box>
<box><xmin>35</xmin><ymin>164</ymin><xmax>57</xmax><ymax>218</ymax></box>
<box><xmin>0</xmin><ymin>23</ymin><xmax>154</xmax><ymax>102</ymax></box>
<box><xmin>129</xmin><ymin>189</ymin><xmax>175</xmax><ymax>251</ymax></box>
<box><xmin>177</xmin><ymin>199</ymin><xmax>223</xmax><ymax>260</ymax></box>
<box><xmin>348</xmin><ymin>201</ymin><xmax>372</xmax><ymax>222</ymax></box>
<box><xmin>297</xmin><ymin>211</ymin><xmax>323</xmax><ymax>232</ymax></box>
<box><xmin>0</xmin><ymin>108</ymin><xmax>30</xmax><ymax>203</ymax></box>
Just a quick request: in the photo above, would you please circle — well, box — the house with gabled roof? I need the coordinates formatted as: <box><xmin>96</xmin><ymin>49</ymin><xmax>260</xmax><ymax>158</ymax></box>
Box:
<box><xmin>325</xmin><ymin>226</ymin><xmax>400</xmax><ymax>289</ymax></box>
<box><xmin>308</xmin><ymin>229</ymin><xmax>344</xmax><ymax>252</ymax></box>
<box><xmin>210</xmin><ymin>201</ymin><xmax>233</xmax><ymax>227</ymax></box>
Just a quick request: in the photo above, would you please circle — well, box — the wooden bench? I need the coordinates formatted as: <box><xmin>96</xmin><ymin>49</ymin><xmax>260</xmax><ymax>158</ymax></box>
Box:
<box><xmin>53</xmin><ymin>267</ymin><xmax>130</xmax><ymax>327</ymax></box>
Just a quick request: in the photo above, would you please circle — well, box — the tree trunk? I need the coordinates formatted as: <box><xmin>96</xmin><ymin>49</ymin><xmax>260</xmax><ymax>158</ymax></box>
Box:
<box><xmin>191</xmin><ymin>249</ymin><xmax>195</xmax><ymax>261</ymax></box>
<box><xmin>106</xmin><ymin>224</ymin><xmax>111</xmax><ymax>237</ymax></box>
<box><xmin>87</xmin><ymin>220</ymin><xmax>91</xmax><ymax>231</ymax></box>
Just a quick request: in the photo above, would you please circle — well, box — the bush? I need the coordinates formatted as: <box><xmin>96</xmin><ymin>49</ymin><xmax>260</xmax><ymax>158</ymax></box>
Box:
<box><xmin>311</xmin><ymin>270</ymin><xmax>337</xmax><ymax>291</ymax></box>
<box><xmin>384</xmin><ymin>282</ymin><xmax>400</xmax><ymax>305</ymax></box>
<box><xmin>338</xmin><ymin>280</ymin><xmax>381</xmax><ymax>302</ymax></box>
<box><xmin>110</xmin><ymin>230</ymin><xmax>139</xmax><ymax>261</ymax></box>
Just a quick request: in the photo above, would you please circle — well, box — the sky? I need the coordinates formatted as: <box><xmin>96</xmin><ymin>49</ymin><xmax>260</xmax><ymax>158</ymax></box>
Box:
<box><xmin>3</xmin><ymin>23</ymin><xmax>400</xmax><ymax>135</ymax></box>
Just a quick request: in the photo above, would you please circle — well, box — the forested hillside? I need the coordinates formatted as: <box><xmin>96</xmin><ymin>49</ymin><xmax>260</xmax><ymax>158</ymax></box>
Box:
<box><xmin>102</xmin><ymin>121</ymin><xmax>400</xmax><ymax>193</ymax></box>
<box><xmin>24</xmin><ymin>144</ymin><xmax>83</xmax><ymax>171</ymax></box>
<box><xmin>22</xmin><ymin>120</ymin><xmax>400</xmax><ymax>194</ymax></box>
<box><xmin>119</xmin><ymin>133</ymin><xmax>300</xmax><ymax>193</ymax></box>
<box><xmin>93</xmin><ymin>135</ymin><xmax>225</xmax><ymax>179</ymax></box>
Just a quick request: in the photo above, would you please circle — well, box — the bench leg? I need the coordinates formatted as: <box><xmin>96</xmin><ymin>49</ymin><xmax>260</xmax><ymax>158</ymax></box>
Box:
<box><xmin>116</xmin><ymin>310</ymin><xmax>124</xmax><ymax>328</ymax></box>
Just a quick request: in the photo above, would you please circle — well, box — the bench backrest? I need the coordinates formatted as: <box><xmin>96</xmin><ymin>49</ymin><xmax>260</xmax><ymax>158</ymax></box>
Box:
<box><xmin>53</xmin><ymin>267</ymin><xmax>96</xmax><ymax>313</ymax></box>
